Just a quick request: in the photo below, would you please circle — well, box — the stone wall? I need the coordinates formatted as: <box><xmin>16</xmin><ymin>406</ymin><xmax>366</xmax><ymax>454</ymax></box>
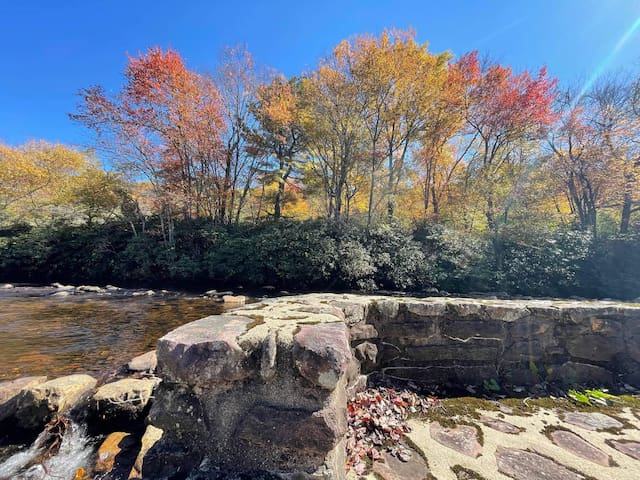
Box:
<box><xmin>146</xmin><ymin>294</ymin><xmax>640</xmax><ymax>479</ymax></box>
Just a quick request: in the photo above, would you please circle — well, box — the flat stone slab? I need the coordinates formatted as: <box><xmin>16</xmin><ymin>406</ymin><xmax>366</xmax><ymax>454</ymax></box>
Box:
<box><xmin>372</xmin><ymin>447</ymin><xmax>430</xmax><ymax>480</ymax></box>
<box><xmin>495</xmin><ymin>446</ymin><xmax>588</xmax><ymax>480</ymax></box>
<box><xmin>430</xmin><ymin>422</ymin><xmax>482</xmax><ymax>458</ymax></box>
<box><xmin>479</xmin><ymin>415</ymin><xmax>522</xmax><ymax>434</ymax></box>
<box><xmin>563</xmin><ymin>412</ymin><xmax>624</xmax><ymax>431</ymax></box>
<box><xmin>608</xmin><ymin>439</ymin><xmax>640</xmax><ymax>460</ymax></box>
<box><xmin>550</xmin><ymin>429</ymin><xmax>612</xmax><ymax>466</ymax></box>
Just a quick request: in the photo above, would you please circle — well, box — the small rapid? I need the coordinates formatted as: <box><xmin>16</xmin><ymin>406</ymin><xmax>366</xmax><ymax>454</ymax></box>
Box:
<box><xmin>0</xmin><ymin>419</ymin><xmax>94</xmax><ymax>480</ymax></box>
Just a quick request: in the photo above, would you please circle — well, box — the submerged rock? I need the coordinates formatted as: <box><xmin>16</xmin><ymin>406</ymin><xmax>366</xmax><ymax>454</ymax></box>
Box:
<box><xmin>51</xmin><ymin>290</ymin><xmax>73</xmax><ymax>297</ymax></box>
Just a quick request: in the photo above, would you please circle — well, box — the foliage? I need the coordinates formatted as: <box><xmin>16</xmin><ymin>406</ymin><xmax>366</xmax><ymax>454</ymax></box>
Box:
<box><xmin>3</xmin><ymin>28</ymin><xmax>640</xmax><ymax>300</ymax></box>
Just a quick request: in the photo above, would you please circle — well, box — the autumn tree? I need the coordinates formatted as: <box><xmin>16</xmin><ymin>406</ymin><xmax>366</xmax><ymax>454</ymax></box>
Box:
<box><xmin>0</xmin><ymin>141</ymin><xmax>94</xmax><ymax>225</ymax></box>
<box><xmin>454</xmin><ymin>52</ymin><xmax>557</xmax><ymax>257</ymax></box>
<box><xmin>216</xmin><ymin>45</ymin><xmax>262</xmax><ymax>223</ymax></box>
<box><xmin>590</xmin><ymin>75</ymin><xmax>640</xmax><ymax>233</ymax></box>
<box><xmin>301</xmin><ymin>49</ymin><xmax>367</xmax><ymax>221</ymax></box>
<box><xmin>72</xmin><ymin>47</ymin><xmax>227</xmax><ymax>241</ymax></box>
<box><xmin>334</xmin><ymin>29</ymin><xmax>451</xmax><ymax>223</ymax></box>
<box><xmin>247</xmin><ymin>75</ymin><xmax>306</xmax><ymax>218</ymax></box>
<box><xmin>548</xmin><ymin>88</ymin><xmax>607</xmax><ymax>234</ymax></box>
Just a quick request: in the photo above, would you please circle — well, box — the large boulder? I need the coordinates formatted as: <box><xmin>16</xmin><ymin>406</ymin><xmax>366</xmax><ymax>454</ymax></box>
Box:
<box><xmin>157</xmin><ymin>315</ymin><xmax>256</xmax><ymax>390</ymax></box>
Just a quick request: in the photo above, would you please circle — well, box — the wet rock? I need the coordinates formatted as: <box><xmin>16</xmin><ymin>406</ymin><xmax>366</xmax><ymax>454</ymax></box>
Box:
<box><xmin>15</xmin><ymin>374</ymin><xmax>96</xmax><ymax>429</ymax></box>
<box><xmin>354</xmin><ymin>341</ymin><xmax>378</xmax><ymax>372</ymax></box>
<box><xmin>430</xmin><ymin>422</ymin><xmax>482</xmax><ymax>458</ymax></box>
<box><xmin>92</xmin><ymin>377</ymin><xmax>160</xmax><ymax>423</ymax></box>
<box><xmin>105</xmin><ymin>285</ymin><xmax>121</xmax><ymax>291</ymax></box>
<box><xmin>157</xmin><ymin>315</ymin><xmax>255</xmax><ymax>389</ymax></box>
<box><xmin>52</xmin><ymin>282</ymin><xmax>75</xmax><ymax>291</ymax></box>
<box><xmin>293</xmin><ymin>322</ymin><xmax>353</xmax><ymax>390</ymax></box>
<box><xmin>95</xmin><ymin>431</ymin><xmax>133</xmax><ymax>473</ymax></box>
<box><xmin>495</xmin><ymin>446</ymin><xmax>587</xmax><ymax>480</ymax></box>
<box><xmin>608</xmin><ymin>439</ymin><xmax>640</xmax><ymax>460</ymax></box>
<box><xmin>550</xmin><ymin>429</ymin><xmax>613</xmax><ymax>466</ymax></box>
<box><xmin>478</xmin><ymin>415</ymin><xmax>522</xmax><ymax>434</ymax></box>
<box><xmin>372</xmin><ymin>446</ymin><xmax>430</xmax><ymax>480</ymax></box>
<box><xmin>0</xmin><ymin>376</ymin><xmax>47</xmax><ymax>423</ymax></box>
<box><xmin>129</xmin><ymin>424</ymin><xmax>163</xmax><ymax>479</ymax></box>
<box><xmin>562</xmin><ymin>411</ymin><xmax>623</xmax><ymax>431</ymax></box>
<box><xmin>127</xmin><ymin>351</ymin><xmax>157</xmax><ymax>373</ymax></box>
<box><xmin>222</xmin><ymin>294</ymin><xmax>246</xmax><ymax>305</ymax></box>
<box><xmin>0</xmin><ymin>283</ymin><xmax>14</xmax><ymax>289</ymax></box>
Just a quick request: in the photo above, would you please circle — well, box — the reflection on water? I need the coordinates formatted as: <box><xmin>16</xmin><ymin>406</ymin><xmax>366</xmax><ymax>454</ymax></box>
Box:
<box><xmin>0</xmin><ymin>290</ymin><xmax>227</xmax><ymax>381</ymax></box>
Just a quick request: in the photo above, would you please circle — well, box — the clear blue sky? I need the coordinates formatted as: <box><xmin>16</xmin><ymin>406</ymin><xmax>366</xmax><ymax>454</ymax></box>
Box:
<box><xmin>2</xmin><ymin>0</ymin><xmax>640</xmax><ymax>147</ymax></box>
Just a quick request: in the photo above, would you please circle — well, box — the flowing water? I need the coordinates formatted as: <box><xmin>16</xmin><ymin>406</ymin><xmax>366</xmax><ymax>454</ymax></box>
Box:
<box><xmin>0</xmin><ymin>286</ymin><xmax>230</xmax><ymax>381</ymax></box>
<box><xmin>0</xmin><ymin>285</ymin><xmax>246</xmax><ymax>479</ymax></box>
<box><xmin>0</xmin><ymin>421</ymin><xmax>93</xmax><ymax>480</ymax></box>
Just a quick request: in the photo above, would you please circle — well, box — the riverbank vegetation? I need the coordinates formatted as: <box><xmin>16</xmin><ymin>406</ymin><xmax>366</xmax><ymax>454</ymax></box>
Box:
<box><xmin>1</xmin><ymin>29</ymin><xmax>639</xmax><ymax>299</ymax></box>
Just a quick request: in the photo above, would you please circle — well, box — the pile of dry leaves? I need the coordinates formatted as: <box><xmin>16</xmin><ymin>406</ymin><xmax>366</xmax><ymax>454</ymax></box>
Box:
<box><xmin>346</xmin><ymin>387</ymin><xmax>438</xmax><ymax>475</ymax></box>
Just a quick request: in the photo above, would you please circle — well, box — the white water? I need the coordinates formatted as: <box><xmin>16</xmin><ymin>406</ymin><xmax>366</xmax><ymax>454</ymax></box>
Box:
<box><xmin>0</xmin><ymin>422</ymin><xmax>94</xmax><ymax>480</ymax></box>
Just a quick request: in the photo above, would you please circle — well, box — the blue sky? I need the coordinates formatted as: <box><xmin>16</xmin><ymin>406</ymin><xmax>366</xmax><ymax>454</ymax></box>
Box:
<box><xmin>2</xmin><ymin>0</ymin><xmax>640</xmax><ymax>147</ymax></box>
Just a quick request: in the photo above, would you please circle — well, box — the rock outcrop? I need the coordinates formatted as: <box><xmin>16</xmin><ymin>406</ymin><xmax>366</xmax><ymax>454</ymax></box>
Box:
<box><xmin>144</xmin><ymin>293</ymin><xmax>640</xmax><ymax>479</ymax></box>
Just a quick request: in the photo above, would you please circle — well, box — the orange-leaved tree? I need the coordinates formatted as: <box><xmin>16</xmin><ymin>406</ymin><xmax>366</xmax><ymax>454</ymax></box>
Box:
<box><xmin>72</xmin><ymin>47</ymin><xmax>227</xmax><ymax>241</ymax></box>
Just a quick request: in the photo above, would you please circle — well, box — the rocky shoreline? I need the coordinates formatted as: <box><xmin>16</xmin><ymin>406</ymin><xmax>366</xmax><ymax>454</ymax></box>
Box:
<box><xmin>2</xmin><ymin>293</ymin><xmax>640</xmax><ymax>479</ymax></box>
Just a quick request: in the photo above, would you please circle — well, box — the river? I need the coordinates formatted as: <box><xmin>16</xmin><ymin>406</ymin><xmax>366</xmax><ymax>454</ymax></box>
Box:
<box><xmin>0</xmin><ymin>286</ymin><xmax>235</xmax><ymax>381</ymax></box>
